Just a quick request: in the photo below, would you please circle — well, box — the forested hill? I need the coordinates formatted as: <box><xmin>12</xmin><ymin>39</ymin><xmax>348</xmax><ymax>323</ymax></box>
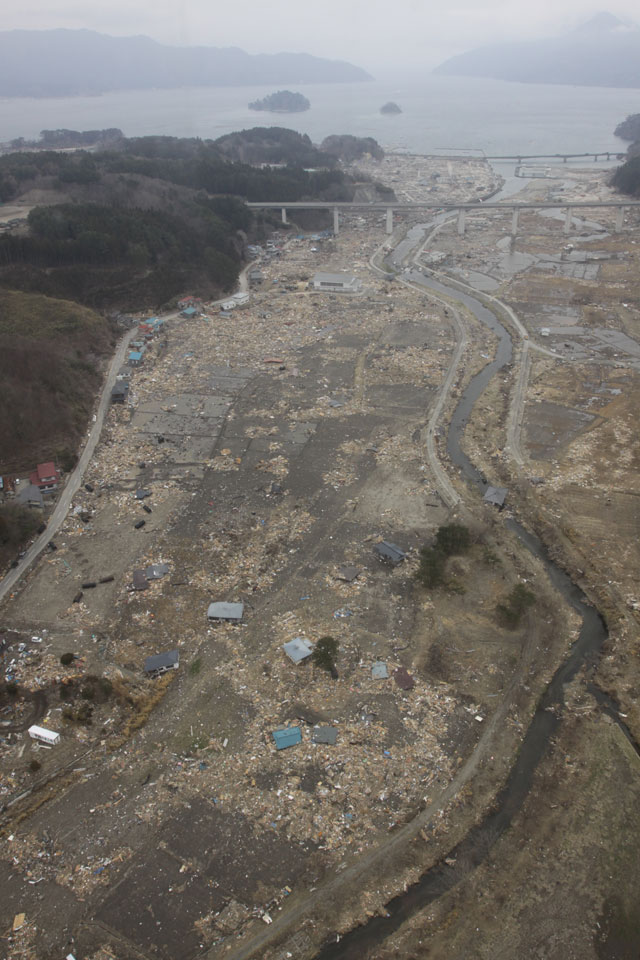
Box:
<box><xmin>0</xmin><ymin>130</ymin><xmax>391</xmax><ymax>309</ymax></box>
<box><xmin>611</xmin><ymin>157</ymin><xmax>640</xmax><ymax>197</ymax></box>
<box><xmin>0</xmin><ymin>288</ymin><xmax>115</xmax><ymax>474</ymax></box>
<box><xmin>0</xmin><ymin>29</ymin><xmax>371</xmax><ymax>98</ymax></box>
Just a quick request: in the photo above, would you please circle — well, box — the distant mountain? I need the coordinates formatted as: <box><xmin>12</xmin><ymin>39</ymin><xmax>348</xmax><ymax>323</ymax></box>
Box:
<box><xmin>434</xmin><ymin>13</ymin><xmax>640</xmax><ymax>88</ymax></box>
<box><xmin>0</xmin><ymin>29</ymin><xmax>372</xmax><ymax>98</ymax></box>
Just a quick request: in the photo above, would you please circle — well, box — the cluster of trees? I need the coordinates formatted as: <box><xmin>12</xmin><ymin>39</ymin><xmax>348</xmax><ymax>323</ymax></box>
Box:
<box><xmin>416</xmin><ymin>523</ymin><xmax>471</xmax><ymax>588</ymax></box>
<box><xmin>614</xmin><ymin>113</ymin><xmax>640</xmax><ymax>143</ymax></box>
<box><xmin>320</xmin><ymin>135</ymin><xmax>384</xmax><ymax>162</ymax></box>
<box><xmin>0</xmin><ymin>198</ymin><xmax>243</xmax><ymax>306</ymax></box>
<box><xmin>8</xmin><ymin>128</ymin><xmax>123</xmax><ymax>151</ymax></box>
<box><xmin>611</xmin><ymin>156</ymin><xmax>640</xmax><ymax>197</ymax></box>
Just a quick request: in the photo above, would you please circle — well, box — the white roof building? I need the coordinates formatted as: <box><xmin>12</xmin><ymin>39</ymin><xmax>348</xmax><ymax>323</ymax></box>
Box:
<box><xmin>312</xmin><ymin>272</ymin><xmax>362</xmax><ymax>293</ymax></box>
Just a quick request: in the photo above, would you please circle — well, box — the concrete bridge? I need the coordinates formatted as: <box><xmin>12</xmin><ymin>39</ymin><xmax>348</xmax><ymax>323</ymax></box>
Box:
<box><xmin>486</xmin><ymin>152</ymin><xmax>624</xmax><ymax>163</ymax></box>
<box><xmin>246</xmin><ymin>200</ymin><xmax>640</xmax><ymax>237</ymax></box>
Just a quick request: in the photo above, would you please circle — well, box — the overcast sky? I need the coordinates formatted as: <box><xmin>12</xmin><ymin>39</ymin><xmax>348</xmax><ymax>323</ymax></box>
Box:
<box><xmin>4</xmin><ymin>1</ymin><xmax>639</xmax><ymax>71</ymax></box>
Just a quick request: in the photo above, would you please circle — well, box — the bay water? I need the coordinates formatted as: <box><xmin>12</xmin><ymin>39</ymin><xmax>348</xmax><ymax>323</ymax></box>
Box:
<box><xmin>1</xmin><ymin>74</ymin><xmax>639</xmax><ymax>156</ymax></box>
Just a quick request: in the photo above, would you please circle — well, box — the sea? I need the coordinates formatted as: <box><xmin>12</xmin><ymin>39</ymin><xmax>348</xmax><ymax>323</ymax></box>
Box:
<box><xmin>1</xmin><ymin>74</ymin><xmax>639</xmax><ymax>158</ymax></box>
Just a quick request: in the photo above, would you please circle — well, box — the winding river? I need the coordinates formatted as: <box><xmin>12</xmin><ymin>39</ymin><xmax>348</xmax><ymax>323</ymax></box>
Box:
<box><xmin>315</xmin><ymin>233</ymin><xmax>610</xmax><ymax>959</ymax></box>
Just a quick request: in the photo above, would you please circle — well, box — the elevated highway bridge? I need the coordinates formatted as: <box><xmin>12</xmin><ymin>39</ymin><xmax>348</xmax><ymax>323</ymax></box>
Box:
<box><xmin>246</xmin><ymin>199</ymin><xmax>640</xmax><ymax>237</ymax></box>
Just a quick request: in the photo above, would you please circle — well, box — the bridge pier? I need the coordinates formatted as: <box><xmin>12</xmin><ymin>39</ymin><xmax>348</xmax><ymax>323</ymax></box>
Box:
<box><xmin>386</xmin><ymin>208</ymin><xmax>394</xmax><ymax>235</ymax></box>
<box><xmin>563</xmin><ymin>208</ymin><xmax>572</xmax><ymax>234</ymax></box>
<box><xmin>511</xmin><ymin>208</ymin><xmax>519</xmax><ymax>236</ymax></box>
<box><xmin>281</xmin><ymin>207</ymin><xmax>287</xmax><ymax>225</ymax></box>
<box><xmin>615</xmin><ymin>206</ymin><xmax>626</xmax><ymax>232</ymax></box>
<box><xmin>333</xmin><ymin>207</ymin><xmax>339</xmax><ymax>235</ymax></box>
<box><xmin>457</xmin><ymin>209</ymin><xmax>466</xmax><ymax>236</ymax></box>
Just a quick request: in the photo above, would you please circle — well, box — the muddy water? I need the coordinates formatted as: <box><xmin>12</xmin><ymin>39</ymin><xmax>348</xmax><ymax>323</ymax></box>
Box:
<box><xmin>316</xmin><ymin>254</ymin><xmax>609</xmax><ymax>959</ymax></box>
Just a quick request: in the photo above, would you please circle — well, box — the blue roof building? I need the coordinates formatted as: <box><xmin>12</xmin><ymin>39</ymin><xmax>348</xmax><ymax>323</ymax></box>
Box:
<box><xmin>128</xmin><ymin>350</ymin><xmax>143</xmax><ymax>366</ymax></box>
<box><xmin>272</xmin><ymin>727</ymin><xmax>302</xmax><ymax>750</ymax></box>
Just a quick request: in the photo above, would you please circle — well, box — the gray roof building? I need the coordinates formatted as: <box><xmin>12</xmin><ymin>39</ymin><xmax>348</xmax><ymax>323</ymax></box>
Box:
<box><xmin>312</xmin><ymin>725</ymin><xmax>337</xmax><ymax>745</ymax></box>
<box><xmin>207</xmin><ymin>601</ymin><xmax>244</xmax><ymax>622</ymax></box>
<box><xmin>144</xmin><ymin>649</ymin><xmax>179</xmax><ymax>675</ymax></box>
<box><xmin>132</xmin><ymin>569</ymin><xmax>149</xmax><ymax>591</ymax></box>
<box><xmin>283</xmin><ymin>637</ymin><xmax>313</xmax><ymax>664</ymax></box>
<box><xmin>312</xmin><ymin>272</ymin><xmax>362</xmax><ymax>293</ymax></box>
<box><xmin>483</xmin><ymin>486</ymin><xmax>507</xmax><ymax>507</ymax></box>
<box><xmin>374</xmin><ymin>541</ymin><xmax>406</xmax><ymax>565</ymax></box>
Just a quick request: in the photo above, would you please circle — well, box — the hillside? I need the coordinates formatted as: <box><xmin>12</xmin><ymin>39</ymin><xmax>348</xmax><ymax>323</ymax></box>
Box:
<box><xmin>434</xmin><ymin>13</ymin><xmax>640</xmax><ymax>88</ymax></box>
<box><xmin>0</xmin><ymin>288</ymin><xmax>115</xmax><ymax>475</ymax></box>
<box><xmin>615</xmin><ymin>113</ymin><xmax>640</xmax><ymax>143</ymax></box>
<box><xmin>0</xmin><ymin>130</ymin><xmax>391</xmax><ymax>308</ymax></box>
<box><xmin>0</xmin><ymin>29</ymin><xmax>371</xmax><ymax>98</ymax></box>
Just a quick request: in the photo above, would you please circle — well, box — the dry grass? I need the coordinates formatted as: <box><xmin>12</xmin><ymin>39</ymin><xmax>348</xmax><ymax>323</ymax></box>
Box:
<box><xmin>109</xmin><ymin>673</ymin><xmax>175</xmax><ymax>750</ymax></box>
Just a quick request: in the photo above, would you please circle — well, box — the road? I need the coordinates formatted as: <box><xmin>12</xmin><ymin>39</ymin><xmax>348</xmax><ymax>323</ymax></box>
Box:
<box><xmin>0</xmin><ymin>327</ymin><xmax>137</xmax><ymax>605</ymax></box>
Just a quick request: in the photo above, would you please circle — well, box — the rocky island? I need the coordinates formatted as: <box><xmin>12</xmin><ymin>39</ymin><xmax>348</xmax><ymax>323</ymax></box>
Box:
<box><xmin>248</xmin><ymin>90</ymin><xmax>310</xmax><ymax>113</ymax></box>
<box><xmin>380</xmin><ymin>101</ymin><xmax>402</xmax><ymax>114</ymax></box>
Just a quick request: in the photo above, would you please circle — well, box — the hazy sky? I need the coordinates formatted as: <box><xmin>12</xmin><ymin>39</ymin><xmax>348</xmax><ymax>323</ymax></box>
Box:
<box><xmin>4</xmin><ymin>1</ymin><xmax>640</xmax><ymax>71</ymax></box>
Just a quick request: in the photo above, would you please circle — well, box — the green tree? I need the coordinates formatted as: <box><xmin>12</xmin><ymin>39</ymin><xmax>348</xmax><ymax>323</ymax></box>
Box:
<box><xmin>312</xmin><ymin>636</ymin><xmax>339</xmax><ymax>678</ymax></box>
<box><xmin>416</xmin><ymin>546</ymin><xmax>447</xmax><ymax>588</ymax></box>
<box><xmin>434</xmin><ymin>523</ymin><xmax>471</xmax><ymax>556</ymax></box>
<box><xmin>496</xmin><ymin>583</ymin><xmax>535</xmax><ymax>629</ymax></box>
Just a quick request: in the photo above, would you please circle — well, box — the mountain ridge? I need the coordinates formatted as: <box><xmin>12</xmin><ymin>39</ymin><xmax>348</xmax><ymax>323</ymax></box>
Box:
<box><xmin>0</xmin><ymin>29</ymin><xmax>372</xmax><ymax>98</ymax></box>
<box><xmin>433</xmin><ymin>13</ymin><xmax>640</xmax><ymax>88</ymax></box>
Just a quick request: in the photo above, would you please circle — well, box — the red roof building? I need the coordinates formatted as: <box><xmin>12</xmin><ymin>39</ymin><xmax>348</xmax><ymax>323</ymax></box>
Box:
<box><xmin>30</xmin><ymin>462</ymin><xmax>61</xmax><ymax>492</ymax></box>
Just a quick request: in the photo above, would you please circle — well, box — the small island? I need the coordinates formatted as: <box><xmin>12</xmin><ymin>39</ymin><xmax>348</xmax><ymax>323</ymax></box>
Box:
<box><xmin>380</xmin><ymin>101</ymin><xmax>402</xmax><ymax>115</ymax></box>
<box><xmin>248</xmin><ymin>90</ymin><xmax>311</xmax><ymax>113</ymax></box>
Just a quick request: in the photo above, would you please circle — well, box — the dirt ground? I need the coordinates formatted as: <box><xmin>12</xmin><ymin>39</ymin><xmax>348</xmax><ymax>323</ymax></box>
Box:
<box><xmin>2</xmin><ymin>155</ymin><xmax>640</xmax><ymax>960</ymax></box>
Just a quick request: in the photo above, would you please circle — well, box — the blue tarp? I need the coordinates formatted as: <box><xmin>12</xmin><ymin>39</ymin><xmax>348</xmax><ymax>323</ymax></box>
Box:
<box><xmin>272</xmin><ymin>727</ymin><xmax>302</xmax><ymax>750</ymax></box>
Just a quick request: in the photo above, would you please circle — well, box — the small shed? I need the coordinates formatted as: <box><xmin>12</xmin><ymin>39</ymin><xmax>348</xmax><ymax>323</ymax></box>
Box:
<box><xmin>374</xmin><ymin>541</ymin><xmax>406</xmax><ymax>565</ymax></box>
<box><xmin>335</xmin><ymin>565</ymin><xmax>360</xmax><ymax>583</ymax></box>
<box><xmin>272</xmin><ymin>727</ymin><xmax>302</xmax><ymax>750</ymax></box>
<box><xmin>128</xmin><ymin>350</ymin><xmax>143</xmax><ymax>367</ymax></box>
<box><xmin>372</xmin><ymin>661</ymin><xmax>389</xmax><ymax>679</ymax></box>
<box><xmin>283</xmin><ymin>637</ymin><xmax>313</xmax><ymax>664</ymax></box>
<box><xmin>132</xmin><ymin>569</ymin><xmax>149</xmax><ymax>591</ymax></box>
<box><xmin>483</xmin><ymin>486</ymin><xmax>507</xmax><ymax>508</ymax></box>
<box><xmin>207</xmin><ymin>601</ymin><xmax>244</xmax><ymax>622</ymax></box>
<box><xmin>181</xmin><ymin>306</ymin><xmax>198</xmax><ymax>318</ymax></box>
<box><xmin>144</xmin><ymin>649</ymin><xmax>179</xmax><ymax>676</ymax></box>
<box><xmin>312</xmin><ymin>725</ymin><xmax>337</xmax><ymax>745</ymax></box>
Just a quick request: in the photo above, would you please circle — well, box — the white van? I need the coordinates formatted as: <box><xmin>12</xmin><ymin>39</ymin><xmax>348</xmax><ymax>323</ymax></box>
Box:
<box><xmin>28</xmin><ymin>725</ymin><xmax>60</xmax><ymax>746</ymax></box>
